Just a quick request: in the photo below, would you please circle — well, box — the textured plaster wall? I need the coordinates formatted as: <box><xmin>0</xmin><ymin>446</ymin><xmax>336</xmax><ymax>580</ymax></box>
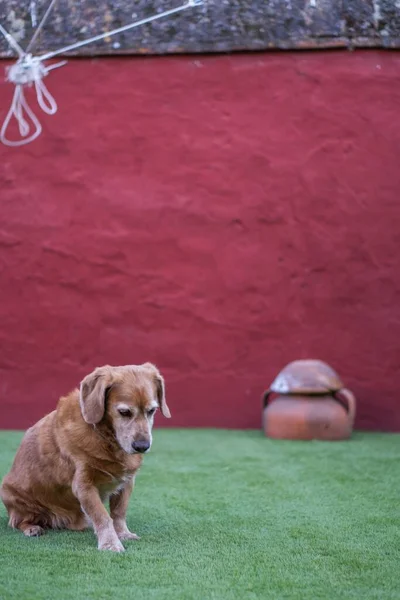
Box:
<box><xmin>0</xmin><ymin>50</ymin><xmax>399</xmax><ymax>430</ymax></box>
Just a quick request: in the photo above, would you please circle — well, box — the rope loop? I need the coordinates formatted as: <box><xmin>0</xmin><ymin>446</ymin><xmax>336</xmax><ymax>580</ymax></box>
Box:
<box><xmin>0</xmin><ymin>56</ymin><xmax>66</xmax><ymax>147</ymax></box>
<box><xmin>0</xmin><ymin>0</ymin><xmax>204</xmax><ymax>147</ymax></box>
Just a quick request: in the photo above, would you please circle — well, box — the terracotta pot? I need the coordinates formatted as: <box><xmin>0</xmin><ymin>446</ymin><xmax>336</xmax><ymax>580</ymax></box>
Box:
<box><xmin>262</xmin><ymin>389</ymin><xmax>356</xmax><ymax>441</ymax></box>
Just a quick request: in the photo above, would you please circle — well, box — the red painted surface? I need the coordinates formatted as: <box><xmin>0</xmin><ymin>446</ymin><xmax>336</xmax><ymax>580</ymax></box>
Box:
<box><xmin>1</xmin><ymin>51</ymin><xmax>400</xmax><ymax>431</ymax></box>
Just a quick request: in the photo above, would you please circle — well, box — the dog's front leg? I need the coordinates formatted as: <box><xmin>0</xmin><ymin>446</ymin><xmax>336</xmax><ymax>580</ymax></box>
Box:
<box><xmin>110</xmin><ymin>478</ymin><xmax>139</xmax><ymax>541</ymax></box>
<box><xmin>72</xmin><ymin>470</ymin><xmax>124</xmax><ymax>552</ymax></box>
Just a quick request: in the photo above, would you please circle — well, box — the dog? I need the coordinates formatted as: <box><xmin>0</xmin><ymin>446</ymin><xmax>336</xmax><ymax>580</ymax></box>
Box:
<box><xmin>0</xmin><ymin>363</ymin><xmax>170</xmax><ymax>552</ymax></box>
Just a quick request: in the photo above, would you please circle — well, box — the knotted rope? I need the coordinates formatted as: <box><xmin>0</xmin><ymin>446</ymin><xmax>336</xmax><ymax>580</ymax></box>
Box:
<box><xmin>1</xmin><ymin>55</ymin><xmax>66</xmax><ymax>147</ymax></box>
<box><xmin>0</xmin><ymin>0</ymin><xmax>203</xmax><ymax>147</ymax></box>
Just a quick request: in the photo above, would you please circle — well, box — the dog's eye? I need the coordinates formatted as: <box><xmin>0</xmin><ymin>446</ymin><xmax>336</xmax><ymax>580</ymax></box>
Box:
<box><xmin>147</xmin><ymin>408</ymin><xmax>156</xmax><ymax>417</ymax></box>
<box><xmin>118</xmin><ymin>409</ymin><xmax>132</xmax><ymax>418</ymax></box>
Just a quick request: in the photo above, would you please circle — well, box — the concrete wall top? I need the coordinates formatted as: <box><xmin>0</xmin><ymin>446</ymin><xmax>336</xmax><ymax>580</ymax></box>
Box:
<box><xmin>1</xmin><ymin>0</ymin><xmax>400</xmax><ymax>58</ymax></box>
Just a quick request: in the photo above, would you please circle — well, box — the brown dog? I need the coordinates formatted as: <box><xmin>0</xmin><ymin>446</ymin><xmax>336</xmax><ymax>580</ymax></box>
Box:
<box><xmin>0</xmin><ymin>363</ymin><xmax>170</xmax><ymax>552</ymax></box>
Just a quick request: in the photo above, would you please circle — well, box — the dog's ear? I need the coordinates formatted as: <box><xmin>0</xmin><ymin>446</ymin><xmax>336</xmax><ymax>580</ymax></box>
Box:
<box><xmin>143</xmin><ymin>363</ymin><xmax>171</xmax><ymax>418</ymax></box>
<box><xmin>80</xmin><ymin>366</ymin><xmax>112</xmax><ymax>425</ymax></box>
<box><xmin>155</xmin><ymin>371</ymin><xmax>171</xmax><ymax>419</ymax></box>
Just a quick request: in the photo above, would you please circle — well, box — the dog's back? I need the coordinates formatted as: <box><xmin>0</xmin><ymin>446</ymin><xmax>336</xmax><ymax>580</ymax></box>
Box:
<box><xmin>0</xmin><ymin>397</ymin><xmax>87</xmax><ymax>533</ymax></box>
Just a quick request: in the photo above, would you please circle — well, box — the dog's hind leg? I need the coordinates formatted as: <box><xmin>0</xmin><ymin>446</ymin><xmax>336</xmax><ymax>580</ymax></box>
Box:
<box><xmin>19</xmin><ymin>521</ymin><xmax>45</xmax><ymax>537</ymax></box>
<box><xmin>8</xmin><ymin>511</ymin><xmax>46</xmax><ymax>537</ymax></box>
<box><xmin>2</xmin><ymin>486</ymin><xmax>46</xmax><ymax>537</ymax></box>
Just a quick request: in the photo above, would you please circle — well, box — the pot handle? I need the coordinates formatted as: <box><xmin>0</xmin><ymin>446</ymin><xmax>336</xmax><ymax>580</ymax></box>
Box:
<box><xmin>335</xmin><ymin>388</ymin><xmax>356</xmax><ymax>426</ymax></box>
<box><xmin>262</xmin><ymin>389</ymin><xmax>273</xmax><ymax>409</ymax></box>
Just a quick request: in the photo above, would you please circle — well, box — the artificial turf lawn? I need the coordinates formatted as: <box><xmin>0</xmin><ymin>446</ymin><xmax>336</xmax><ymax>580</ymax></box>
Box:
<box><xmin>0</xmin><ymin>430</ymin><xmax>399</xmax><ymax>600</ymax></box>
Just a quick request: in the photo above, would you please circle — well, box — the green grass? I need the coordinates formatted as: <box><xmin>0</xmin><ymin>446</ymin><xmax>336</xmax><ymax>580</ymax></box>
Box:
<box><xmin>0</xmin><ymin>430</ymin><xmax>399</xmax><ymax>600</ymax></box>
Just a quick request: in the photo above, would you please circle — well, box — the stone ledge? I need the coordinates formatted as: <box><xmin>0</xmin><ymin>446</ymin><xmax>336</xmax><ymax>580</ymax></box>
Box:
<box><xmin>0</xmin><ymin>0</ymin><xmax>399</xmax><ymax>57</ymax></box>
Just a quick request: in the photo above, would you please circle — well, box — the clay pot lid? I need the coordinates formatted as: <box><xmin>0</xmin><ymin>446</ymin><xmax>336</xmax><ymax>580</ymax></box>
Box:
<box><xmin>270</xmin><ymin>359</ymin><xmax>344</xmax><ymax>395</ymax></box>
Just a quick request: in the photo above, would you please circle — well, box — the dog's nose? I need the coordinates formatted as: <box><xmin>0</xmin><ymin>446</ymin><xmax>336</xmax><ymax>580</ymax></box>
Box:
<box><xmin>132</xmin><ymin>440</ymin><xmax>150</xmax><ymax>453</ymax></box>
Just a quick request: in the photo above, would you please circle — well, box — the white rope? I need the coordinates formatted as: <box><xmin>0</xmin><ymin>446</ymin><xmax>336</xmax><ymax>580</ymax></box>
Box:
<box><xmin>0</xmin><ymin>55</ymin><xmax>66</xmax><ymax>147</ymax></box>
<box><xmin>1</xmin><ymin>85</ymin><xmax>42</xmax><ymax>147</ymax></box>
<box><xmin>30</xmin><ymin>1</ymin><xmax>38</xmax><ymax>28</ymax></box>
<box><xmin>39</xmin><ymin>0</ymin><xmax>203</xmax><ymax>61</ymax></box>
<box><xmin>0</xmin><ymin>0</ymin><xmax>203</xmax><ymax>147</ymax></box>
<box><xmin>26</xmin><ymin>0</ymin><xmax>58</xmax><ymax>54</ymax></box>
<box><xmin>0</xmin><ymin>23</ymin><xmax>25</xmax><ymax>57</ymax></box>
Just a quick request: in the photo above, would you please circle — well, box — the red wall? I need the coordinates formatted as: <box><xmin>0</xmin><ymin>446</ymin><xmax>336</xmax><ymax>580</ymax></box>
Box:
<box><xmin>1</xmin><ymin>51</ymin><xmax>400</xmax><ymax>431</ymax></box>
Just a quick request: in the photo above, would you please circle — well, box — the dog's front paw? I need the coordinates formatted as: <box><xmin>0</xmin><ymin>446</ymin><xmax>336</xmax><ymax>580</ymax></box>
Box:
<box><xmin>117</xmin><ymin>530</ymin><xmax>140</xmax><ymax>541</ymax></box>
<box><xmin>98</xmin><ymin>536</ymin><xmax>125</xmax><ymax>552</ymax></box>
<box><xmin>113</xmin><ymin>519</ymin><xmax>140</xmax><ymax>541</ymax></box>
<box><xmin>24</xmin><ymin>525</ymin><xmax>45</xmax><ymax>537</ymax></box>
